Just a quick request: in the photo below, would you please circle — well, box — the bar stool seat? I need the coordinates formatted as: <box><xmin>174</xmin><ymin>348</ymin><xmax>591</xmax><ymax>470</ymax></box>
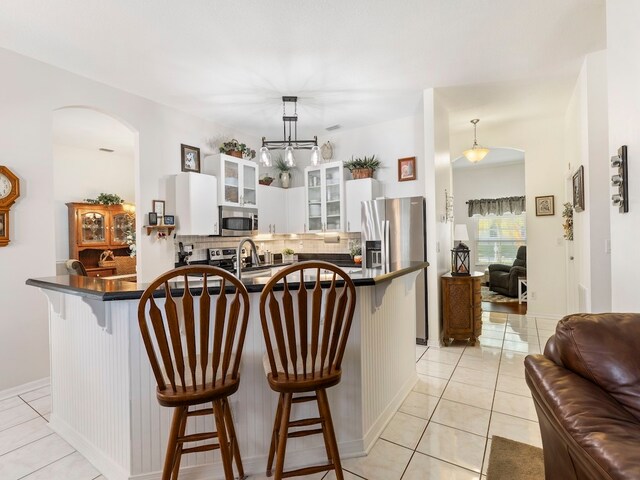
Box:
<box><xmin>138</xmin><ymin>266</ymin><xmax>250</xmax><ymax>480</ymax></box>
<box><xmin>259</xmin><ymin>261</ymin><xmax>356</xmax><ymax>480</ymax></box>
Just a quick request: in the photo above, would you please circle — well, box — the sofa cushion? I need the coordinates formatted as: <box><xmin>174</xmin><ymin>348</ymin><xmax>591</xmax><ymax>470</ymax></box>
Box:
<box><xmin>554</xmin><ymin>313</ymin><xmax>640</xmax><ymax>421</ymax></box>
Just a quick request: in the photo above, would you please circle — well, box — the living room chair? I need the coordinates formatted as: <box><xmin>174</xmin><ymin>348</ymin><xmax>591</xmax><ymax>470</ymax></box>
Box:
<box><xmin>488</xmin><ymin>245</ymin><xmax>526</xmax><ymax>297</ymax></box>
<box><xmin>137</xmin><ymin>265</ymin><xmax>249</xmax><ymax>480</ymax></box>
<box><xmin>65</xmin><ymin>259</ymin><xmax>87</xmax><ymax>276</ymax></box>
<box><xmin>259</xmin><ymin>261</ymin><xmax>356</xmax><ymax>480</ymax></box>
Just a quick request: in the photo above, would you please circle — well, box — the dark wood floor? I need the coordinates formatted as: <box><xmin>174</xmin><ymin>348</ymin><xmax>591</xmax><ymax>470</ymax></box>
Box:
<box><xmin>482</xmin><ymin>301</ymin><xmax>527</xmax><ymax>315</ymax></box>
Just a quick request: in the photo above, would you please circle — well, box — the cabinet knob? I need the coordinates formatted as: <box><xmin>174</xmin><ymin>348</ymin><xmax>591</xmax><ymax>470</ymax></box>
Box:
<box><xmin>348</xmin><ymin>221</ymin><xmax>350</xmax><ymax>231</ymax></box>
<box><xmin>273</xmin><ymin>224</ymin><xmax>276</xmax><ymax>234</ymax></box>
<box><xmin>269</xmin><ymin>224</ymin><xmax>272</xmax><ymax>234</ymax></box>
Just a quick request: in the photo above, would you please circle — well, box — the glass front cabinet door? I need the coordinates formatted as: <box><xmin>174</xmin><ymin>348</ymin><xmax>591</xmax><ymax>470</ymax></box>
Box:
<box><xmin>305</xmin><ymin>161</ymin><xmax>344</xmax><ymax>232</ymax></box>
<box><xmin>77</xmin><ymin>209</ymin><xmax>108</xmax><ymax>246</ymax></box>
<box><xmin>215</xmin><ymin>154</ymin><xmax>259</xmax><ymax>207</ymax></box>
<box><xmin>110</xmin><ymin>211</ymin><xmax>133</xmax><ymax>245</ymax></box>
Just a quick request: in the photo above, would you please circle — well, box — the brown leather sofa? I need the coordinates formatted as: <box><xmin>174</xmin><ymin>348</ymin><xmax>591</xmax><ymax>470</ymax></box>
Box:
<box><xmin>525</xmin><ymin>313</ymin><xmax>640</xmax><ymax>479</ymax></box>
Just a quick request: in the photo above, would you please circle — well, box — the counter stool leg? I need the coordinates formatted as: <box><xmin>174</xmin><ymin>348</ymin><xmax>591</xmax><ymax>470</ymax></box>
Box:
<box><xmin>163</xmin><ymin>407</ymin><xmax>184</xmax><ymax>480</ymax></box>
<box><xmin>171</xmin><ymin>407</ymin><xmax>188</xmax><ymax>480</ymax></box>
<box><xmin>317</xmin><ymin>394</ymin><xmax>332</xmax><ymax>463</ymax></box>
<box><xmin>266</xmin><ymin>393</ymin><xmax>284</xmax><ymax>476</ymax></box>
<box><xmin>213</xmin><ymin>400</ymin><xmax>235</xmax><ymax>480</ymax></box>
<box><xmin>274</xmin><ymin>393</ymin><xmax>292</xmax><ymax>480</ymax></box>
<box><xmin>317</xmin><ymin>389</ymin><xmax>343</xmax><ymax>480</ymax></box>
<box><xmin>222</xmin><ymin>398</ymin><xmax>245</xmax><ymax>480</ymax></box>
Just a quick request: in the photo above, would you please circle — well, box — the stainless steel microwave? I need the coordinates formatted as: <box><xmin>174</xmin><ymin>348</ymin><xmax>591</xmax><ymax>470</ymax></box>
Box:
<box><xmin>218</xmin><ymin>206</ymin><xmax>258</xmax><ymax>236</ymax></box>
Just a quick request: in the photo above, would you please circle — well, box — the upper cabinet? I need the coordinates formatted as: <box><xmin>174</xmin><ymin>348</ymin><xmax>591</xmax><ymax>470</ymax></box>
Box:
<box><xmin>304</xmin><ymin>161</ymin><xmax>344</xmax><ymax>232</ymax></box>
<box><xmin>345</xmin><ymin>178</ymin><xmax>382</xmax><ymax>233</ymax></box>
<box><xmin>174</xmin><ymin>172</ymin><xmax>219</xmax><ymax>236</ymax></box>
<box><xmin>258</xmin><ymin>185</ymin><xmax>285</xmax><ymax>234</ymax></box>
<box><xmin>203</xmin><ymin>153</ymin><xmax>259</xmax><ymax>208</ymax></box>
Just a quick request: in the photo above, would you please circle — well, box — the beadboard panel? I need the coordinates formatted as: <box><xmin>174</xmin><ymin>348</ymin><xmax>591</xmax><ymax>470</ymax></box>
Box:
<box><xmin>48</xmin><ymin>293</ymin><xmax>132</xmax><ymax>477</ymax></box>
<box><xmin>360</xmin><ymin>273</ymin><xmax>419</xmax><ymax>450</ymax></box>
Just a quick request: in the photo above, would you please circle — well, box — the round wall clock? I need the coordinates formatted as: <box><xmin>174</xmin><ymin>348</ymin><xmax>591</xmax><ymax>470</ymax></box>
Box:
<box><xmin>0</xmin><ymin>166</ymin><xmax>20</xmax><ymax>247</ymax></box>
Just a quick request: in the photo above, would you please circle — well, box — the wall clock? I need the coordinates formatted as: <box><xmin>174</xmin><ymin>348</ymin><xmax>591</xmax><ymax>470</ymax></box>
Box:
<box><xmin>0</xmin><ymin>166</ymin><xmax>20</xmax><ymax>247</ymax></box>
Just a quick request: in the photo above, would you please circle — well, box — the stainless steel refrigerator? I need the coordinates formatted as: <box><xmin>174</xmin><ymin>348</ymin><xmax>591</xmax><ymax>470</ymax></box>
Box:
<box><xmin>361</xmin><ymin>196</ymin><xmax>428</xmax><ymax>343</ymax></box>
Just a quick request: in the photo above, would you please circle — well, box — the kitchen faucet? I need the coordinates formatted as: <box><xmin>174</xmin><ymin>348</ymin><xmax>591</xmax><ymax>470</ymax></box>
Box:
<box><xmin>236</xmin><ymin>237</ymin><xmax>260</xmax><ymax>280</ymax></box>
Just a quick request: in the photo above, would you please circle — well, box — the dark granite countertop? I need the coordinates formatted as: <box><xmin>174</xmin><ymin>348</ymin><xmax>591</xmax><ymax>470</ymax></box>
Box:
<box><xmin>26</xmin><ymin>261</ymin><xmax>428</xmax><ymax>302</ymax></box>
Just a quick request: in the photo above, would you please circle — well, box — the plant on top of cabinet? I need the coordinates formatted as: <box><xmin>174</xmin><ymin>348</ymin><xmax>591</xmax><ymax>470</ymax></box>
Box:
<box><xmin>343</xmin><ymin>155</ymin><xmax>381</xmax><ymax>179</ymax></box>
<box><xmin>259</xmin><ymin>175</ymin><xmax>274</xmax><ymax>186</ymax></box>
<box><xmin>219</xmin><ymin>139</ymin><xmax>256</xmax><ymax>159</ymax></box>
<box><xmin>84</xmin><ymin>193</ymin><xmax>125</xmax><ymax>205</ymax></box>
<box><xmin>274</xmin><ymin>155</ymin><xmax>296</xmax><ymax>188</ymax></box>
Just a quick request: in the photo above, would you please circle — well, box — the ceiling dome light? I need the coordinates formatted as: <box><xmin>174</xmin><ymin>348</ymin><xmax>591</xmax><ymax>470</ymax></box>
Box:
<box><xmin>284</xmin><ymin>145</ymin><xmax>296</xmax><ymax>167</ymax></box>
<box><xmin>259</xmin><ymin>146</ymin><xmax>272</xmax><ymax>166</ymax></box>
<box><xmin>463</xmin><ymin>119</ymin><xmax>489</xmax><ymax>163</ymax></box>
<box><xmin>310</xmin><ymin>145</ymin><xmax>320</xmax><ymax>166</ymax></box>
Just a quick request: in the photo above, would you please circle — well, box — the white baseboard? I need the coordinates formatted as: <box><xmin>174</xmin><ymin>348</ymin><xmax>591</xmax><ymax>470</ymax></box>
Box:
<box><xmin>0</xmin><ymin>377</ymin><xmax>50</xmax><ymax>401</ymax></box>
<box><xmin>525</xmin><ymin>312</ymin><xmax>564</xmax><ymax>320</ymax></box>
<box><xmin>427</xmin><ymin>339</ymin><xmax>442</xmax><ymax>348</ymax></box>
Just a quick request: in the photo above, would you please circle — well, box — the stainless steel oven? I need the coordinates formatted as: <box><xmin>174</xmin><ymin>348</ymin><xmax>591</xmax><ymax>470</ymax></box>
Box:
<box><xmin>219</xmin><ymin>206</ymin><xmax>258</xmax><ymax>236</ymax></box>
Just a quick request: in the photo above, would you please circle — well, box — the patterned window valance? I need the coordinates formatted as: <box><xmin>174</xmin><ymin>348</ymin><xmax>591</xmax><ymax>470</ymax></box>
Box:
<box><xmin>467</xmin><ymin>196</ymin><xmax>526</xmax><ymax>217</ymax></box>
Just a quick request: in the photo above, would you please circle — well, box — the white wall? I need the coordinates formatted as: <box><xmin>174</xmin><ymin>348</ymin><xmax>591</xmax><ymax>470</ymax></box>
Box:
<box><xmin>606</xmin><ymin>0</ymin><xmax>640</xmax><ymax>311</ymax></box>
<box><xmin>0</xmin><ymin>47</ymin><xmax>258</xmax><ymax>391</ymax></box>
<box><xmin>563</xmin><ymin>50</ymin><xmax>610</xmax><ymax>313</ymax></box>
<box><xmin>318</xmin><ymin>114</ymin><xmax>425</xmax><ymax>198</ymax></box>
<box><xmin>450</xmin><ymin>115</ymin><xmax>566</xmax><ymax>317</ymax></box>
<box><xmin>53</xmin><ymin>143</ymin><xmax>135</xmax><ymax>262</ymax></box>
<box><xmin>452</xmin><ymin>162</ymin><xmax>526</xmax><ymax>270</ymax></box>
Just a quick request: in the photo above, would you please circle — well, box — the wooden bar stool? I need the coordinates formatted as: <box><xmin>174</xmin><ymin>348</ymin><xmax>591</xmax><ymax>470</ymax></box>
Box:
<box><xmin>137</xmin><ymin>266</ymin><xmax>250</xmax><ymax>480</ymax></box>
<box><xmin>259</xmin><ymin>261</ymin><xmax>356</xmax><ymax>479</ymax></box>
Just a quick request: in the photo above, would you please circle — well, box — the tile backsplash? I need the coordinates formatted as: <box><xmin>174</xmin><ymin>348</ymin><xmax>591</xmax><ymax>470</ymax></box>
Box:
<box><xmin>175</xmin><ymin>232</ymin><xmax>361</xmax><ymax>262</ymax></box>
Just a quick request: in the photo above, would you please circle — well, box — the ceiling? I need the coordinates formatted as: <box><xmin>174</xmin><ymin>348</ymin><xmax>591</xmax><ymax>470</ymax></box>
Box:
<box><xmin>0</xmin><ymin>0</ymin><xmax>606</xmax><ymax>138</ymax></box>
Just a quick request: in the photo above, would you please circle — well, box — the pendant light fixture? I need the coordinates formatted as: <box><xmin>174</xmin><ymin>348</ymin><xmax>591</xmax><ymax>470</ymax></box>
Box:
<box><xmin>261</xmin><ymin>96</ymin><xmax>318</xmax><ymax>168</ymax></box>
<box><xmin>463</xmin><ymin>119</ymin><xmax>489</xmax><ymax>163</ymax></box>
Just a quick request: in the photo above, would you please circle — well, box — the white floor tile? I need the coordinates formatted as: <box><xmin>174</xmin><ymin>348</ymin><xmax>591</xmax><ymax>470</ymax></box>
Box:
<box><xmin>19</xmin><ymin>387</ymin><xmax>51</xmax><ymax>403</ymax></box>
<box><xmin>442</xmin><ymin>381</ymin><xmax>494</xmax><ymax>411</ymax></box>
<box><xmin>492</xmin><ymin>391</ymin><xmax>537</xmax><ymax>422</ymax></box>
<box><xmin>504</xmin><ymin>331</ymin><xmax>537</xmax><ymax>343</ymax></box>
<box><xmin>0</xmin><ymin>433</ymin><xmax>74</xmax><ymax>480</ymax></box>
<box><xmin>502</xmin><ymin>340</ymin><xmax>541</xmax><ymax>355</ymax></box>
<box><xmin>380</xmin><ymin>411</ymin><xmax>427</xmax><ymax>449</ymax></box>
<box><xmin>20</xmin><ymin>451</ymin><xmax>100</xmax><ymax>479</ymax></box>
<box><xmin>252</xmin><ymin>470</ymin><xmax>326</xmax><ymax>479</ymax></box>
<box><xmin>0</xmin><ymin>397</ymin><xmax>24</xmax><ymax>413</ymax></box>
<box><xmin>421</xmin><ymin>348</ymin><xmax>463</xmax><ymax>366</ymax></box>
<box><xmin>496</xmin><ymin>374</ymin><xmax>532</xmax><ymax>398</ymax></box>
<box><xmin>416</xmin><ymin>422</ymin><xmax>486</xmax><ymax>473</ymax></box>
<box><xmin>536</xmin><ymin>318</ymin><xmax>560</xmax><ymax>330</ymax></box>
<box><xmin>28</xmin><ymin>396</ymin><xmax>51</xmax><ymax>417</ymax></box>
<box><xmin>323</xmin><ymin>469</ymin><xmax>364</xmax><ymax>479</ymax></box>
<box><xmin>431</xmin><ymin>399</ymin><xmax>491</xmax><ymax>437</ymax></box>
<box><xmin>402</xmin><ymin>451</ymin><xmax>480</xmax><ymax>480</ymax></box>
<box><xmin>463</xmin><ymin>345</ymin><xmax>502</xmax><ymax>359</ymax></box>
<box><xmin>0</xmin><ymin>404</ymin><xmax>40</xmax><ymax>432</ymax></box>
<box><xmin>482</xmin><ymin>438</ymin><xmax>491</xmax><ymax>475</ymax></box>
<box><xmin>457</xmin><ymin>356</ymin><xmax>500</xmax><ymax>373</ymax></box>
<box><xmin>415</xmin><ymin>359</ymin><xmax>455</xmax><ymax>379</ymax></box>
<box><xmin>0</xmin><ymin>417</ymin><xmax>52</xmax><ymax>456</ymax></box>
<box><xmin>398</xmin><ymin>391</ymin><xmax>439</xmax><ymax>420</ymax></box>
<box><xmin>413</xmin><ymin>374</ymin><xmax>448</xmax><ymax>397</ymax></box>
<box><xmin>475</xmin><ymin>337</ymin><xmax>504</xmax><ymax>349</ymax></box>
<box><xmin>450</xmin><ymin>366</ymin><xmax>498</xmax><ymax>389</ymax></box>
<box><xmin>415</xmin><ymin>345</ymin><xmax>428</xmax><ymax>361</ymax></box>
<box><xmin>488</xmin><ymin>412</ymin><xmax>542</xmax><ymax>448</ymax></box>
<box><xmin>477</xmin><ymin>329</ymin><xmax>504</xmax><ymax>340</ymax></box>
<box><xmin>342</xmin><ymin>439</ymin><xmax>412</xmax><ymax>480</ymax></box>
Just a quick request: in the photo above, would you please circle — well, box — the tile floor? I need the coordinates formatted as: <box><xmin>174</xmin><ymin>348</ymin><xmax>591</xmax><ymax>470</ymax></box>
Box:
<box><xmin>0</xmin><ymin>312</ymin><xmax>555</xmax><ymax>480</ymax></box>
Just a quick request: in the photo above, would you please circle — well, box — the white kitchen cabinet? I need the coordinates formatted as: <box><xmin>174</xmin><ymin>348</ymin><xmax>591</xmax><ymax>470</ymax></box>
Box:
<box><xmin>202</xmin><ymin>153</ymin><xmax>259</xmax><ymax>208</ymax></box>
<box><xmin>286</xmin><ymin>187</ymin><xmax>306</xmax><ymax>233</ymax></box>
<box><xmin>258</xmin><ymin>185</ymin><xmax>285</xmax><ymax>234</ymax></box>
<box><xmin>304</xmin><ymin>161</ymin><xmax>344</xmax><ymax>232</ymax></box>
<box><xmin>345</xmin><ymin>178</ymin><xmax>382</xmax><ymax>232</ymax></box>
<box><xmin>174</xmin><ymin>172</ymin><xmax>219</xmax><ymax>235</ymax></box>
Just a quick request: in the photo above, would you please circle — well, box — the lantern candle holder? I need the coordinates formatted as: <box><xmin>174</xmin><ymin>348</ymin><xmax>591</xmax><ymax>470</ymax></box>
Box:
<box><xmin>451</xmin><ymin>243</ymin><xmax>471</xmax><ymax>276</ymax></box>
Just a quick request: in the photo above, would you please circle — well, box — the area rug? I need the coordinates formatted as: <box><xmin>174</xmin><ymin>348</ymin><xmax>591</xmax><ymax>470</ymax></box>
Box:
<box><xmin>482</xmin><ymin>286</ymin><xmax>518</xmax><ymax>303</ymax></box>
<box><xmin>487</xmin><ymin>436</ymin><xmax>545</xmax><ymax>480</ymax></box>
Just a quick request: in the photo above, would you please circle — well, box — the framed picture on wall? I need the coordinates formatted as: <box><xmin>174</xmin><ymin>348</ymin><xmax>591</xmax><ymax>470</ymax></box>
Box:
<box><xmin>148</xmin><ymin>212</ymin><xmax>158</xmax><ymax>226</ymax></box>
<box><xmin>163</xmin><ymin>215</ymin><xmax>175</xmax><ymax>226</ymax></box>
<box><xmin>181</xmin><ymin>144</ymin><xmax>201</xmax><ymax>173</ymax></box>
<box><xmin>398</xmin><ymin>156</ymin><xmax>416</xmax><ymax>182</ymax></box>
<box><xmin>535</xmin><ymin>195</ymin><xmax>555</xmax><ymax>216</ymax></box>
<box><xmin>572</xmin><ymin>166</ymin><xmax>585</xmax><ymax>212</ymax></box>
<box><xmin>152</xmin><ymin>200</ymin><xmax>165</xmax><ymax>219</ymax></box>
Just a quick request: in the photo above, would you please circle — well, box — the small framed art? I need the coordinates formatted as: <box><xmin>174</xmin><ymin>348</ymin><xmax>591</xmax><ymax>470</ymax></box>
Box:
<box><xmin>398</xmin><ymin>157</ymin><xmax>416</xmax><ymax>182</ymax></box>
<box><xmin>163</xmin><ymin>215</ymin><xmax>175</xmax><ymax>226</ymax></box>
<box><xmin>535</xmin><ymin>195</ymin><xmax>555</xmax><ymax>216</ymax></box>
<box><xmin>152</xmin><ymin>200</ymin><xmax>165</xmax><ymax>220</ymax></box>
<box><xmin>181</xmin><ymin>144</ymin><xmax>201</xmax><ymax>173</ymax></box>
<box><xmin>572</xmin><ymin>166</ymin><xmax>585</xmax><ymax>212</ymax></box>
<box><xmin>148</xmin><ymin>212</ymin><xmax>158</xmax><ymax>226</ymax></box>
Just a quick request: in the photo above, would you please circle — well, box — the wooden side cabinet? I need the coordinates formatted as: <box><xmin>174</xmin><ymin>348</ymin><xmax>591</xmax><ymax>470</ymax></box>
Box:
<box><xmin>441</xmin><ymin>272</ymin><xmax>483</xmax><ymax>346</ymax></box>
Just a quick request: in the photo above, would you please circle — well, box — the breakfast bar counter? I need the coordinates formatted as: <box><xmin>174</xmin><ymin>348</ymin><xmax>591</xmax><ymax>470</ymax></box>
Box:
<box><xmin>27</xmin><ymin>261</ymin><xmax>427</xmax><ymax>480</ymax></box>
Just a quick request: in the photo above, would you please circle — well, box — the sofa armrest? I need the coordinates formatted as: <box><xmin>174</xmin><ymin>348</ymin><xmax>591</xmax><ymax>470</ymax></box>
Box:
<box><xmin>525</xmin><ymin>355</ymin><xmax>640</xmax><ymax>480</ymax></box>
<box><xmin>509</xmin><ymin>265</ymin><xmax>527</xmax><ymax>278</ymax></box>
<box><xmin>488</xmin><ymin>264</ymin><xmax>511</xmax><ymax>273</ymax></box>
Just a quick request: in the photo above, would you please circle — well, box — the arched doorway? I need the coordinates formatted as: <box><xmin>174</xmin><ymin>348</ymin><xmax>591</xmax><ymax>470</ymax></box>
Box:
<box><xmin>52</xmin><ymin>107</ymin><xmax>137</xmax><ymax>275</ymax></box>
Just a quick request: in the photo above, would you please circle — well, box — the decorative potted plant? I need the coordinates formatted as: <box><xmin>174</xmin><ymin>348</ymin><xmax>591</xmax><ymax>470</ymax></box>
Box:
<box><xmin>259</xmin><ymin>175</ymin><xmax>274</xmax><ymax>186</ymax></box>
<box><xmin>219</xmin><ymin>139</ymin><xmax>256</xmax><ymax>159</ymax></box>
<box><xmin>343</xmin><ymin>155</ymin><xmax>381</xmax><ymax>179</ymax></box>
<box><xmin>562</xmin><ymin>202</ymin><xmax>574</xmax><ymax>240</ymax></box>
<box><xmin>349</xmin><ymin>241</ymin><xmax>362</xmax><ymax>264</ymax></box>
<box><xmin>282</xmin><ymin>247</ymin><xmax>295</xmax><ymax>263</ymax></box>
<box><xmin>84</xmin><ymin>193</ymin><xmax>125</xmax><ymax>205</ymax></box>
<box><xmin>274</xmin><ymin>156</ymin><xmax>294</xmax><ymax>188</ymax></box>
